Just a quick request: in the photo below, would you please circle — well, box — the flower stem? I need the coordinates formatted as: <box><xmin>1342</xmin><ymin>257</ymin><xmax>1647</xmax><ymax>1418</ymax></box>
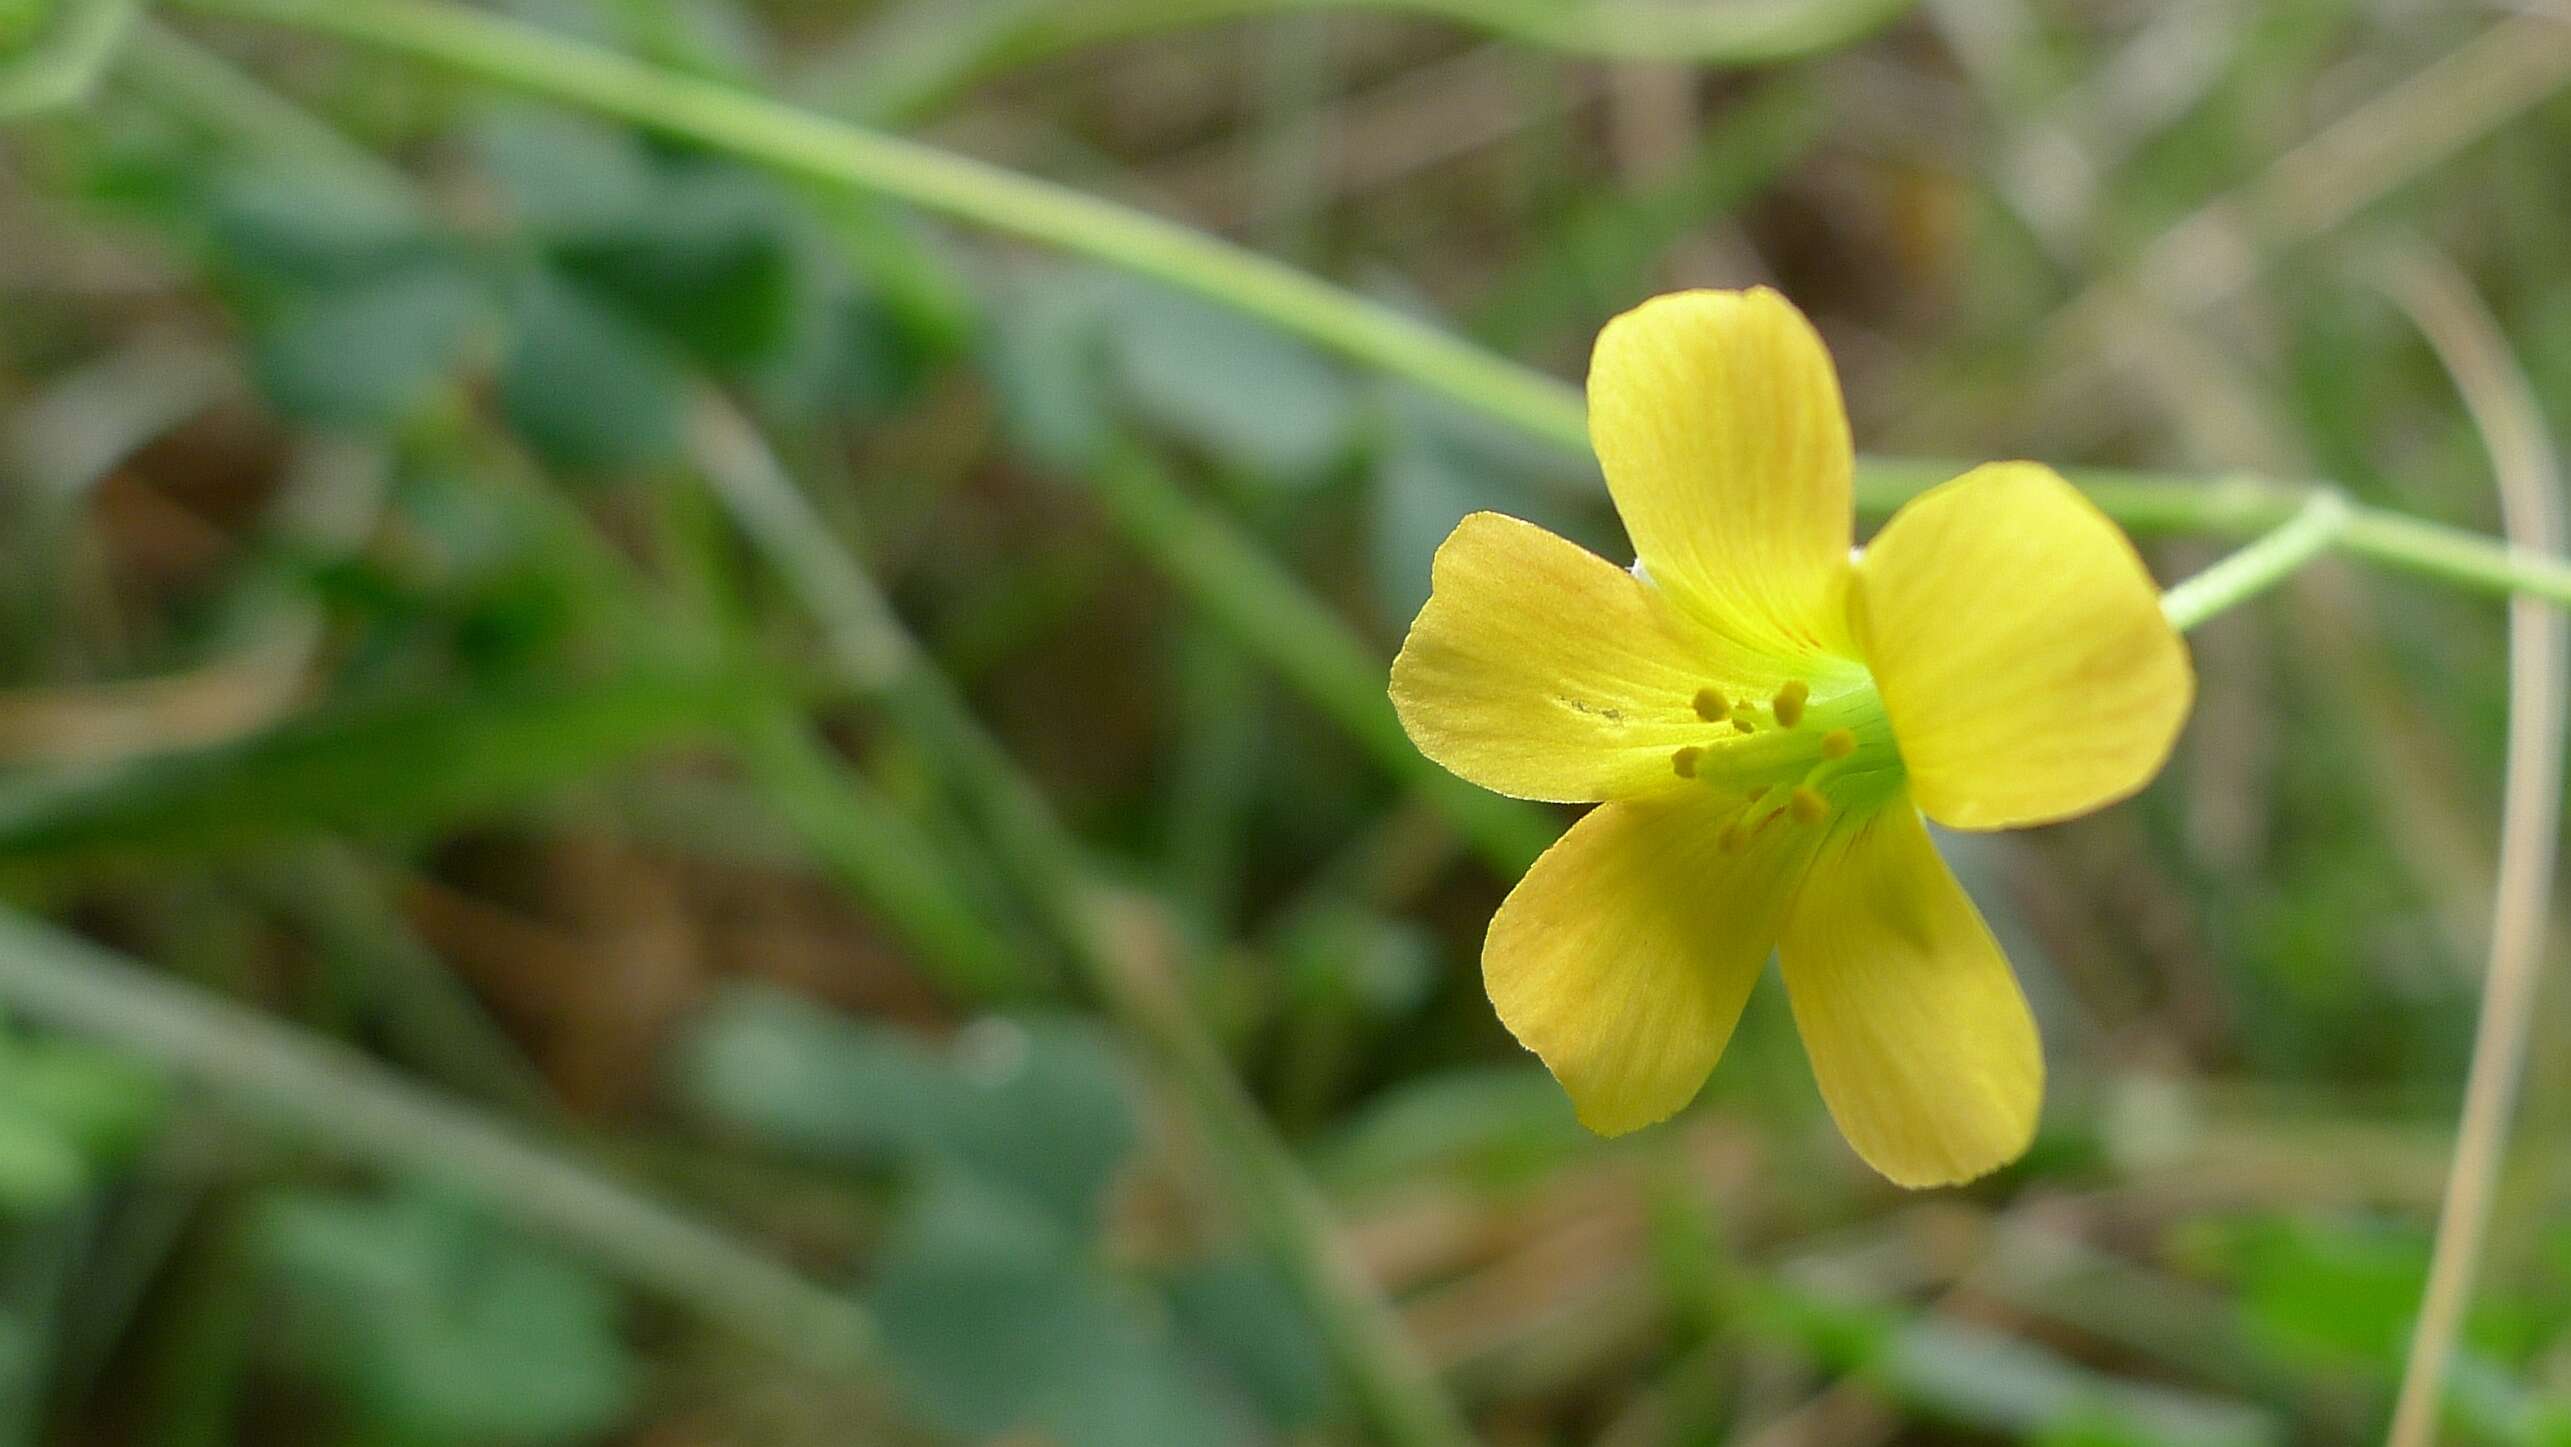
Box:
<box><xmin>879</xmin><ymin>0</ymin><xmax>1910</xmax><ymax>120</ymax></box>
<box><xmin>2376</xmin><ymin>246</ymin><xmax>2569</xmax><ymax>1447</ymax></box>
<box><xmin>154</xmin><ymin>0</ymin><xmax>2571</xmax><ymax>616</ymax></box>
<box><xmin>172</xmin><ymin>0</ymin><xmax>1590</xmax><ymax>452</ymax></box>
<box><xmin>2157</xmin><ymin>491</ymin><xmax>2353</xmax><ymax>633</ymax></box>
<box><xmin>1029</xmin><ymin>0</ymin><xmax>1912</xmax><ymax>64</ymax></box>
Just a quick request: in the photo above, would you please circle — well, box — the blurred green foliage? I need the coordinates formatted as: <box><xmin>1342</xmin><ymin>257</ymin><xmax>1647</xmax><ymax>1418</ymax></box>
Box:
<box><xmin>255</xmin><ymin>1189</ymin><xmax>638</xmax><ymax>1443</ymax></box>
<box><xmin>0</xmin><ymin>0</ymin><xmax>2568</xmax><ymax>1443</ymax></box>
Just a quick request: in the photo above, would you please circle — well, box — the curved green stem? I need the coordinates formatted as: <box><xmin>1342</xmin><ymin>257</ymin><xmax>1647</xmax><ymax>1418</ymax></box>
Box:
<box><xmin>159</xmin><ymin>0</ymin><xmax>2571</xmax><ymax>616</ymax></box>
<box><xmin>864</xmin><ymin>0</ymin><xmax>1910</xmax><ymax>118</ymax></box>
<box><xmin>173</xmin><ymin>0</ymin><xmax>1587</xmax><ymax>451</ymax></box>
<box><xmin>1023</xmin><ymin>0</ymin><xmax>1912</xmax><ymax>63</ymax></box>
<box><xmin>2376</xmin><ymin>244</ymin><xmax>2569</xmax><ymax>1447</ymax></box>
<box><xmin>2159</xmin><ymin>492</ymin><xmax>2352</xmax><ymax>632</ymax></box>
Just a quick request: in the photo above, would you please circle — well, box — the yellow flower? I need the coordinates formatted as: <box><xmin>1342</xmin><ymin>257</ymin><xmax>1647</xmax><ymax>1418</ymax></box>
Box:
<box><xmin>1389</xmin><ymin>289</ymin><xmax>2193</xmax><ymax>1187</ymax></box>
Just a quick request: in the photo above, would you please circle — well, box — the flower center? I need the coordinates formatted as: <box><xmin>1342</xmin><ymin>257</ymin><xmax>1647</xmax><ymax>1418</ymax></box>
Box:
<box><xmin>1666</xmin><ymin>666</ymin><xmax>1903</xmax><ymax>850</ymax></box>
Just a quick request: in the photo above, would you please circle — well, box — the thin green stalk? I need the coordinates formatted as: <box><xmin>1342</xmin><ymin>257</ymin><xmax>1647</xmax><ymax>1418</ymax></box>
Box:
<box><xmin>876</xmin><ymin>0</ymin><xmax>1910</xmax><ymax>118</ymax></box>
<box><xmin>2158</xmin><ymin>492</ymin><xmax>2352</xmax><ymax>633</ymax></box>
<box><xmin>173</xmin><ymin>0</ymin><xmax>1586</xmax><ymax>453</ymax></box>
<box><xmin>685</xmin><ymin>399</ymin><xmax>1474</xmax><ymax>1447</ymax></box>
<box><xmin>0</xmin><ymin>907</ymin><xmax>881</xmax><ymax>1375</ymax></box>
<box><xmin>2379</xmin><ymin>248</ymin><xmax>2569</xmax><ymax>1447</ymax></box>
<box><xmin>1027</xmin><ymin>0</ymin><xmax>1912</xmax><ymax>62</ymax></box>
<box><xmin>157</xmin><ymin>0</ymin><xmax>2571</xmax><ymax>616</ymax></box>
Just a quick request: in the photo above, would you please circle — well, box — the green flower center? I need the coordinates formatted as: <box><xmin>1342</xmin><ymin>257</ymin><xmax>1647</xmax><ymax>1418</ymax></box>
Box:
<box><xmin>1666</xmin><ymin>664</ymin><xmax>1904</xmax><ymax>849</ymax></box>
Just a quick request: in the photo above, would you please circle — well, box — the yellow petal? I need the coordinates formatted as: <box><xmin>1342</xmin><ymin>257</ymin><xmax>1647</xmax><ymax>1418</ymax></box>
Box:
<box><xmin>1777</xmin><ymin>802</ymin><xmax>2041</xmax><ymax>1187</ymax></box>
<box><xmin>1587</xmin><ymin>288</ymin><xmax>1855</xmax><ymax>656</ymax></box>
<box><xmin>1486</xmin><ymin>791</ymin><xmax>1814</xmax><ymax>1135</ymax></box>
<box><xmin>1392</xmin><ymin>512</ymin><xmax>1765</xmax><ymax>803</ymax></box>
<box><xmin>1854</xmin><ymin>462</ymin><xmax>2193</xmax><ymax>831</ymax></box>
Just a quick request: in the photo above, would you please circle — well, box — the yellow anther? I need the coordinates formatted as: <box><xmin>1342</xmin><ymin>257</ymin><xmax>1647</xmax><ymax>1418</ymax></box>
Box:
<box><xmin>1692</xmin><ymin>688</ymin><xmax>1729</xmax><ymax>723</ymax></box>
<box><xmin>1819</xmin><ymin>728</ymin><xmax>1856</xmax><ymax>760</ymax></box>
<box><xmin>1771</xmin><ymin>680</ymin><xmax>1809</xmax><ymax>729</ymax></box>
<box><xmin>1671</xmin><ymin>746</ymin><xmax>1701</xmax><ymax>779</ymax></box>
<box><xmin>1732</xmin><ymin>717</ymin><xmax>1755</xmax><ymax>735</ymax></box>
<box><xmin>1789</xmin><ymin>787</ymin><xmax>1829</xmax><ymax>824</ymax></box>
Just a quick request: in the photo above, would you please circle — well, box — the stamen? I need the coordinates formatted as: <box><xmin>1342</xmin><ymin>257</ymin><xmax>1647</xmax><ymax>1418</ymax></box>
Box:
<box><xmin>1732</xmin><ymin>717</ymin><xmax>1755</xmax><ymax>735</ymax></box>
<box><xmin>1789</xmin><ymin>787</ymin><xmax>1829</xmax><ymax>824</ymax></box>
<box><xmin>1671</xmin><ymin>746</ymin><xmax>1701</xmax><ymax>779</ymax></box>
<box><xmin>1718</xmin><ymin>818</ymin><xmax>1749</xmax><ymax>854</ymax></box>
<box><xmin>1771</xmin><ymin>680</ymin><xmax>1808</xmax><ymax>729</ymax></box>
<box><xmin>1819</xmin><ymin>728</ymin><xmax>1856</xmax><ymax>760</ymax></box>
<box><xmin>1741</xmin><ymin>784</ymin><xmax>1790</xmax><ymax>831</ymax></box>
<box><xmin>1692</xmin><ymin>688</ymin><xmax>1729</xmax><ymax>723</ymax></box>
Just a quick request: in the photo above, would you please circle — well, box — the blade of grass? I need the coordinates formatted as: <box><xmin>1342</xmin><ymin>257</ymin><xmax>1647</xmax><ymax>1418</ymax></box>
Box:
<box><xmin>0</xmin><ymin>907</ymin><xmax>882</xmax><ymax>1374</ymax></box>
<box><xmin>730</xmin><ymin>711</ymin><xmax>1040</xmax><ymax>999</ymax></box>
<box><xmin>0</xmin><ymin>670</ymin><xmax>771</xmax><ymax>866</ymax></box>
<box><xmin>1033</xmin><ymin>0</ymin><xmax>1913</xmax><ymax>63</ymax></box>
<box><xmin>856</xmin><ymin>0</ymin><xmax>1909</xmax><ymax>122</ymax></box>
<box><xmin>2025</xmin><ymin>12</ymin><xmax>2571</xmax><ymax>431</ymax></box>
<box><xmin>2376</xmin><ymin>245</ymin><xmax>2568</xmax><ymax>1447</ymax></box>
<box><xmin>248</xmin><ymin>845</ymin><xmax>562</xmax><ymax>1116</ymax></box>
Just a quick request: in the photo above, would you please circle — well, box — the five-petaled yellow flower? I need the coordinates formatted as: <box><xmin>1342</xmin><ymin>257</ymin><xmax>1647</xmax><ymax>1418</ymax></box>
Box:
<box><xmin>1390</xmin><ymin>289</ymin><xmax>2193</xmax><ymax>1187</ymax></box>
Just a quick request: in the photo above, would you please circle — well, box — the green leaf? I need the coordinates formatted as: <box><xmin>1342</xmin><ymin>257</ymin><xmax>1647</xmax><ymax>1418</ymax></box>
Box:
<box><xmin>1368</xmin><ymin>385</ymin><xmax>1598</xmax><ymax>625</ymax></box>
<box><xmin>1880</xmin><ymin>1320</ymin><xmax>2274</xmax><ymax>1446</ymax></box>
<box><xmin>679</xmin><ymin>986</ymin><xmax>1138</xmax><ymax>1232</ymax></box>
<box><xmin>2197</xmin><ymin>1213</ymin><xmax>2432</xmax><ymax>1372</ymax></box>
<box><xmin>1162</xmin><ymin>1254</ymin><xmax>1337</xmax><ymax>1428</ymax></box>
<box><xmin>498</xmin><ymin>269</ymin><xmax>686</xmax><ymax>470</ymax></box>
<box><xmin>549</xmin><ymin>166</ymin><xmax>801</xmax><ymax>369</ymax></box>
<box><xmin>252</xmin><ymin>261</ymin><xmax>486</xmax><ymax>424</ymax></box>
<box><xmin>1108</xmin><ymin>281</ymin><xmax>1359</xmax><ymax>483</ymax></box>
<box><xmin>0</xmin><ymin>1110</ymin><xmax>86</xmax><ymax>1217</ymax></box>
<box><xmin>1274</xmin><ymin>903</ymin><xmax>1435</xmax><ymax>1017</ymax></box>
<box><xmin>869</xmin><ymin>1172</ymin><xmax>1250</xmax><ymax>1447</ymax></box>
<box><xmin>985</xmin><ymin>269</ymin><xmax>1119</xmax><ymax>470</ymax></box>
<box><xmin>678</xmin><ymin>984</ymin><xmax>957</xmax><ymax>1165</ymax></box>
<box><xmin>1316</xmin><ymin>1064</ymin><xmax>1588</xmax><ymax>1193</ymax></box>
<box><xmin>205</xmin><ymin>164</ymin><xmax>430</xmax><ymax>285</ymax></box>
<box><xmin>0</xmin><ymin>0</ymin><xmax>42</xmax><ymax>52</ymax></box>
<box><xmin>259</xmin><ymin>1190</ymin><xmax>637</xmax><ymax>1444</ymax></box>
<box><xmin>741</xmin><ymin>257</ymin><xmax>927</xmax><ymax>423</ymax></box>
<box><xmin>1749</xmin><ymin>1282</ymin><xmax>2276</xmax><ymax>1446</ymax></box>
<box><xmin>0</xmin><ymin>0</ymin><xmax>132</xmax><ymax>119</ymax></box>
<box><xmin>0</xmin><ymin>1038</ymin><xmax>165</xmax><ymax>1162</ymax></box>
<box><xmin>1369</xmin><ymin>427</ymin><xmax>1492</xmax><ymax>625</ymax></box>
<box><xmin>812</xmin><ymin>193</ymin><xmax>979</xmax><ymax>366</ymax></box>
<box><xmin>0</xmin><ymin>1037</ymin><xmax>160</xmax><ymax>1218</ymax></box>
<box><xmin>470</xmin><ymin>108</ymin><xmax>659</xmax><ymax>242</ymax></box>
<box><xmin>0</xmin><ymin>670</ymin><xmax>765</xmax><ymax>864</ymax></box>
<box><xmin>0</xmin><ymin>1314</ymin><xmax>34</xmax><ymax>1419</ymax></box>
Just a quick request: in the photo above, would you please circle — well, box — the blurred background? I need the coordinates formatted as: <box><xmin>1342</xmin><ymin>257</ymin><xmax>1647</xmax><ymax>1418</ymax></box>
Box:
<box><xmin>2</xmin><ymin>0</ymin><xmax>2570</xmax><ymax>1442</ymax></box>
